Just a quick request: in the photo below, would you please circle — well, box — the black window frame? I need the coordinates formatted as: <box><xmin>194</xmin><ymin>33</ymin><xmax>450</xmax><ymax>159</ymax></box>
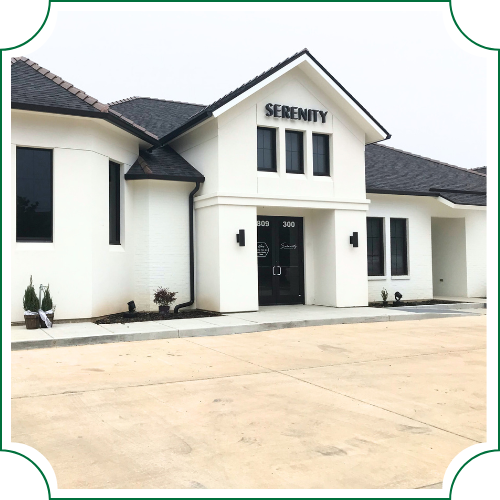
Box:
<box><xmin>16</xmin><ymin>146</ymin><xmax>53</xmax><ymax>243</ymax></box>
<box><xmin>390</xmin><ymin>218</ymin><xmax>408</xmax><ymax>276</ymax></box>
<box><xmin>257</xmin><ymin>126</ymin><xmax>277</xmax><ymax>172</ymax></box>
<box><xmin>285</xmin><ymin>130</ymin><xmax>304</xmax><ymax>174</ymax></box>
<box><xmin>109</xmin><ymin>161</ymin><xmax>121</xmax><ymax>245</ymax></box>
<box><xmin>312</xmin><ymin>133</ymin><xmax>330</xmax><ymax>176</ymax></box>
<box><xmin>367</xmin><ymin>217</ymin><xmax>385</xmax><ymax>277</ymax></box>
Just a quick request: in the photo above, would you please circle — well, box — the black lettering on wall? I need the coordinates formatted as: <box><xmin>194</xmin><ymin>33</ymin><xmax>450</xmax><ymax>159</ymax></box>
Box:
<box><xmin>290</xmin><ymin>107</ymin><xmax>298</xmax><ymax>119</ymax></box>
<box><xmin>319</xmin><ymin>110</ymin><xmax>328</xmax><ymax>123</ymax></box>
<box><xmin>298</xmin><ymin>108</ymin><xmax>307</xmax><ymax>121</ymax></box>
<box><xmin>273</xmin><ymin>104</ymin><xmax>281</xmax><ymax>118</ymax></box>
<box><xmin>265</xmin><ymin>103</ymin><xmax>274</xmax><ymax>116</ymax></box>
<box><xmin>282</xmin><ymin>106</ymin><xmax>291</xmax><ymax>119</ymax></box>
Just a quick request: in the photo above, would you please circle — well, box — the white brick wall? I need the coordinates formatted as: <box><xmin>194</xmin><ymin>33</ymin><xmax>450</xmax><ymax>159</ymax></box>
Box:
<box><xmin>132</xmin><ymin>180</ymin><xmax>193</xmax><ymax>311</ymax></box>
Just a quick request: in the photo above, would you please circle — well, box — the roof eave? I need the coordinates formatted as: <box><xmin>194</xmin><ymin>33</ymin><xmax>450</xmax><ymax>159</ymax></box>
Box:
<box><xmin>11</xmin><ymin>103</ymin><xmax>160</xmax><ymax>146</ymax></box>
<box><xmin>367</xmin><ymin>188</ymin><xmax>486</xmax><ymax>207</ymax></box>
<box><xmin>124</xmin><ymin>173</ymin><xmax>205</xmax><ymax>183</ymax></box>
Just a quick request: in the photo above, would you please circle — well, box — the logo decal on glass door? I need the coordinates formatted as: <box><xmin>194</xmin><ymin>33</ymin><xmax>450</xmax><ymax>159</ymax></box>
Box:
<box><xmin>257</xmin><ymin>242</ymin><xmax>269</xmax><ymax>257</ymax></box>
<box><xmin>280</xmin><ymin>242</ymin><xmax>297</xmax><ymax>250</ymax></box>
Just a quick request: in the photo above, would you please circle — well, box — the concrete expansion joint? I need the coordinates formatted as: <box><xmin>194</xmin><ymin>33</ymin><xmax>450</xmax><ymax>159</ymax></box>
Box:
<box><xmin>184</xmin><ymin>338</ymin><xmax>482</xmax><ymax>445</ymax></box>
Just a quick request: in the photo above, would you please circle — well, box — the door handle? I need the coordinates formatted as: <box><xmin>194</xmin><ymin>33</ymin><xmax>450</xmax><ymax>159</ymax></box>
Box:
<box><xmin>275</xmin><ymin>265</ymin><xmax>281</xmax><ymax>276</ymax></box>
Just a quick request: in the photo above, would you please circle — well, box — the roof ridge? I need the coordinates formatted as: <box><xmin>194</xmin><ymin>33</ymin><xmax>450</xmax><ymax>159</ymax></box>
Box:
<box><xmin>373</xmin><ymin>144</ymin><xmax>486</xmax><ymax>177</ymax></box>
<box><xmin>470</xmin><ymin>166</ymin><xmax>487</xmax><ymax>175</ymax></box>
<box><xmin>11</xmin><ymin>57</ymin><xmax>159</xmax><ymax>141</ymax></box>
<box><xmin>108</xmin><ymin>96</ymin><xmax>206</xmax><ymax>107</ymax></box>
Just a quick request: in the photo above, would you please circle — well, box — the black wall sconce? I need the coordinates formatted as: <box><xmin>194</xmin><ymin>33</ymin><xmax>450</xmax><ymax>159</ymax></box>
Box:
<box><xmin>349</xmin><ymin>232</ymin><xmax>358</xmax><ymax>247</ymax></box>
<box><xmin>236</xmin><ymin>229</ymin><xmax>246</xmax><ymax>246</ymax></box>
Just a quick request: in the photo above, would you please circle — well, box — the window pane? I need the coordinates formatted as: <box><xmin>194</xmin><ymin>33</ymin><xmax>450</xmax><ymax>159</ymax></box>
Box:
<box><xmin>390</xmin><ymin>218</ymin><xmax>408</xmax><ymax>275</ymax></box>
<box><xmin>286</xmin><ymin>131</ymin><xmax>304</xmax><ymax>173</ymax></box>
<box><xmin>313</xmin><ymin>134</ymin><xmax>329</xmax><ymax>176</ymax></box>
<box><xmin>367</xmin><ymin>217</ymin><xmax>384</xmax><ymax>276</ymax></box>
<box><xmin>109</xmin><ymin>161</ymin><xmax>120</xmax><ymax>245</ymax></box>
<box><xmin>16</xmin><ymin>147</ymin><xmax>53</xmax><ymax>241</ymax></box>
<box><xmin>257</xmin><ymin>127</ymin><xmax>276</xmax><ymax>172</ymax></box>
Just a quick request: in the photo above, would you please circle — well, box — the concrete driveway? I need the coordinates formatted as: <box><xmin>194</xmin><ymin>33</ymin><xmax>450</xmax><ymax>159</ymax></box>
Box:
<box><xmin>11</xmin><ymin>314</ymin><xmax>486</xmax><ymax>489</ymax></box>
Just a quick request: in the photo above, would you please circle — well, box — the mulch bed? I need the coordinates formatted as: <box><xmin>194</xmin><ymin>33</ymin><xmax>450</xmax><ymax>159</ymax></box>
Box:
<box><xmin>95</xmin><ymin>309</ymin><xmax>221</xmax><ymax>325</ymax></box>
<box><xmin>369</xmin><ymin>299</ymin><xmax>464</xmax><ymax>308</ymax></box>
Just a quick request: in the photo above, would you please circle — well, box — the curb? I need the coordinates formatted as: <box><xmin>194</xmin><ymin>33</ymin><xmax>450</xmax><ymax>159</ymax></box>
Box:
<box><xmin>11</xmin><ymin>308</ymin><xmax>483</xmax><ymax>351</ymax></box>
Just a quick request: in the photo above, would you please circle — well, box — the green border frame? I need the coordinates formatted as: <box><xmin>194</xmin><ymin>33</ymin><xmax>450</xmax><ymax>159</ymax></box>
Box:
<box><xmin>1</xmin><ymin>1</ymin><xmax>498</xmax><ymax>499</ymax></box>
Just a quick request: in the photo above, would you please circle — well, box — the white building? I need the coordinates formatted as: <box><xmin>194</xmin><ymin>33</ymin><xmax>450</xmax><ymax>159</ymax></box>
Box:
<box><xmin>10</xmin><ymin>49</ymin><xmax>487</xmax><ymax>322</ymax></box>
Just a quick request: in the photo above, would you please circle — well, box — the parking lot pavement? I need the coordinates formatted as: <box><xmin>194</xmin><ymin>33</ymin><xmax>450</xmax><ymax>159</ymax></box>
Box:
<box><xmin>11</xmin><ymin>315</ymin><xmax>486</xmax><ymax>489</ymax></box>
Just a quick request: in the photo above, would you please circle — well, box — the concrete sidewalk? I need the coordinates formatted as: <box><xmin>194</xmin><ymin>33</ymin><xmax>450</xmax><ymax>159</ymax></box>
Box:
<box><xmin>11</xmin><ymin>302</ymin><xmax>486</xmax><ymax>350</ymax></box>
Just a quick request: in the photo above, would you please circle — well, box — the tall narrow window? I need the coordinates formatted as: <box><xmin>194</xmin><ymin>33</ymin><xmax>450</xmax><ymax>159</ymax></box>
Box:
<box><xmin>16</xmin><ymin>147</ymin><xmax>53</xmax><ymax>242</ymax></box>
<box><xmin>257</xmin><ymin>127</ymin><xmax>277</xmax><ymax>172</ymax></box>
<box><xmin>285</xmin><ymin>130</ymin><xmax>304</xmax><ymax>174</ymax></box>
<box><xmin>312</xmin><ymin>133</ymin><xmax>330</xmax><ymax>176</ymax></box>
<box><xmin>367</xmin><ymin>217</ymin><xmax>384</xmax><ymax>276</ymax></box>
<box><xmin>109</xmin><ymin>161</ymin><xmax>120</xmax><ymax>245</ymax></box>
<box><xmin>390</xmin><ymin>218</ymin><xmax>408</xmax><ymax>276</ymax></box>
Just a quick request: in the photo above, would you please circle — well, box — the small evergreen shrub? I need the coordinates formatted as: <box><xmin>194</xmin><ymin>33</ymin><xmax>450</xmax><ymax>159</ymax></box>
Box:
<box><xmin>23</xmin><ymin>275</ymin><xmax>40</xmax><ymax>312</ymax></box>
<box><xmin>153</xmin><ymin>287</ymin><xmax>177</xmax><ymax>307</ymax></box>
<box><xmin>381</xmin><ymin>288</ymin><xmax>388</xmax><ymax>303</ymax></box>
<box><xmin>41</xmin><ymin>285</ymin><xmax>55</xmax><ymax>312</ymax></box>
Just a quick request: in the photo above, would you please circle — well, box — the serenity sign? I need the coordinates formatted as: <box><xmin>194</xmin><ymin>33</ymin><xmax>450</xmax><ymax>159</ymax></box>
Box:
<box><xmin>265</xmin><ymin>103</ymin><xmax>328</xmax><ymax>123</ymax></box>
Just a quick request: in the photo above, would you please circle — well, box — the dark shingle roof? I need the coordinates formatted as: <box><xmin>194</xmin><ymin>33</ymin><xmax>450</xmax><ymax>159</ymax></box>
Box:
<box><xmin>11</xmin><ymin>57</ymin><xmax>159</xmax><ymax>144</ymax></box>
<box><xmin>125</xmin><ymin>146</ymin><xmax>204</xmax><ymax>183</ymax></box>
<box><xmin>108</xmin><ymin>97</ymin><xmax>205</xmax><ymax>139</ymax></box>
<box><xmin>11</xmin><ymin>57</ymin><xmax>104</xmax><ymax>113</ymax></box>
<box><xmin>471</xmin><ymin>166</ymin><xmax>487</xmax><ymax>175</ymax></box>
<box><xmin>365</xmin><ymin>144</ymin><xmax>486</xmax><ymax>206</ymax></box>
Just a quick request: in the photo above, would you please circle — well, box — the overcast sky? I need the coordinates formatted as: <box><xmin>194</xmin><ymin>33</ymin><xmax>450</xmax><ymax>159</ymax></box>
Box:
<box><xmin>27</xmin><ymin>9</ymin><xmax>487</xmax><ymax>169</ymax></box>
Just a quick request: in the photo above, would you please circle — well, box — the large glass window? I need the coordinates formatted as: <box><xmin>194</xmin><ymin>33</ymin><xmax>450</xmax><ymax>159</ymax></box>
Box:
<box><xmin>285</xmin><ymin>130</ymin><xmax>304</xmax><ymax>174</ymax></box>
<box><xmin>312</xmin><ymin>133</ymin><xmax>330</xmax><ymax>176</ymax></box>
<box><xmin>109</xmin><ymin>161</ymin><xmax>121</xmax><ymax>245</ymax></box>
<box><xmin>257</xmin><ymin>127</ymin><xmax>277</xmax><ymax>172</ymax></box>
<box><xmin>16</xmin><ymin>147</ymin><xmax>53</xmax><ymax>242</ymax></box>
<box><xmin>390</xmin><ymin>218</ymin><xmax>408</xmax><ymax>276</ymax></box>
<box><xmin>367</xmin><ymin>217</ymin><xmax>384</xmax><ymax>276</ymax></box>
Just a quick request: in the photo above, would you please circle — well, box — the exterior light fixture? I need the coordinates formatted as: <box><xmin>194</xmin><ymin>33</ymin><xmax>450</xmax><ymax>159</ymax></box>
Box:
<box><xmin>394</xmin><ymin>291</ymin><xmax>403</xmax><ymax>304</ymax></box>
<box><xmin>236</xmin><ymin>229</ymin><xmax>246</xmax><ymax>246</ymax></box>
<box><xmin>124</xmin><ymin>300</ymin><xmax>138</xmax><ymax>318</ymax></box>
<box><xmin>349</xmin><ymin>232</ymin><xmax>358</xmax><ymax>247</ymax></box>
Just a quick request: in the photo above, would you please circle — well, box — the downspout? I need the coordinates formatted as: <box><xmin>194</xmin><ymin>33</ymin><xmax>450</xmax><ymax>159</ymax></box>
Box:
<box><xmin>174</xmin><ymin>181</ymin><xmax>201</xmax><ymax>313</ymax></box>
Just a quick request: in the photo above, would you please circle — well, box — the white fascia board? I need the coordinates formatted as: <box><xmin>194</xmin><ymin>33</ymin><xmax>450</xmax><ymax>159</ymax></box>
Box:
<box><xmin>212</xmin><ymin>55</ymin><xmax>387</xmax><ymax>143</ymax></box>
<box><xmin>437</xmin><ymin>196</ymin><xmax>487</xmax><ymax>211</ymax></box>
<box><xmin>194</xmin><ymin>193</ymin><xmax>370</xmax><ymax>211</ymax></box>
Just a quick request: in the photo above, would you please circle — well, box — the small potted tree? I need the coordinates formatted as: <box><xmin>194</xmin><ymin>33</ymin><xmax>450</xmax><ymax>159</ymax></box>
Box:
<box><xmin>153</xmin><ymin>287</ymin><xmax>177</xmax><ymax>314</ymax></box>
<box><xmin>40</xmin><ymin>285</ymin><xmax>56</xmax><ymax>327</ymax></box>
<box><xmin>381</xmin><ymin>288</ymin><xmax>389</xmax><ymax>307</ymax></box>
<box><xmin>23</xmin><ymin>276</ymin><xmax>40</xmax><ymax>329</ymax></box>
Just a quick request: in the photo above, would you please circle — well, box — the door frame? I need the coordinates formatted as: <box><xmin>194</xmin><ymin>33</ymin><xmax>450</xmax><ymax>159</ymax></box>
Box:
<box><xmin>257</xmin><ymin>215</ymin><xmax>305</xmax><ymax>306</ymax></box>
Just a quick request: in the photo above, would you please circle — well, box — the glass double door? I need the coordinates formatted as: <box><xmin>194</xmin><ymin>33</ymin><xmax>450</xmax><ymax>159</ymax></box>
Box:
<box><xmin>257</xmin><ymin>216</ymin><xmax>305</xmax><ymax>305</ymax></box>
